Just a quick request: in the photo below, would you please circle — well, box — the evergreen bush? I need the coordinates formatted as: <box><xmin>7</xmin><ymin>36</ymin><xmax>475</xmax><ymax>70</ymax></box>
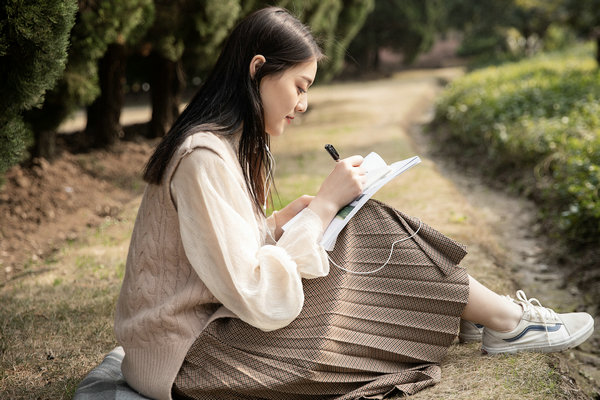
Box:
<box><xmin>433</xmin><ymin>43</ymin><xmax>600</xmax><ymax>245</ymax></box>
<box><xmin>0</xmin><ymin>0</ymin><xmax>77</xmax><ymax>174</ymax></box>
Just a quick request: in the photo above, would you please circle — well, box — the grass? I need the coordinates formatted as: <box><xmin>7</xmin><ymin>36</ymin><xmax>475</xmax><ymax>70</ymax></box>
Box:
<box><xmin>0</xmin><ymin>206</ymin><xmax>135</xmax><ymax>399</ymax></box>
<box><xmin>0</xmin><ymin>69</ymin><xmax>584</xmax><ymax>399</ymax></box>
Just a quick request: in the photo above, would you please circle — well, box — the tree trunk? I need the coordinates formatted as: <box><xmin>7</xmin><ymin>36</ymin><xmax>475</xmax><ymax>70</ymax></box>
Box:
<box><xmin>596</xmin><ymin>35</ymin><xmax>600</xmax><ymax>67</ymax></box>
<box><xmin>373</xmin><ymin>47</ymin><xmax>380</xmax><ymax>71</ymax></box>
<box><xmin>85</xmin><ymin>43</ymin><xmax>127</xmax><ymax>148</ymax></box>
<box><xmin>148</xmin><ymin>53</ymin><xmax>185</xmax><ymax>138</ymax></box>
<box><xmin>33</xmin><ymin>130</ymin><xmax>57</xmax><ymax>160</ymax></box>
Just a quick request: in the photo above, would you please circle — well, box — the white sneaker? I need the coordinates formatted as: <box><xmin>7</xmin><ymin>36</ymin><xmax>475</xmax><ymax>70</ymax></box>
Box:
<box><xmin>481</xmin><ymin>290</ymin><xmax>594</xmax><ymax>355</ymax></box>
<box><xmin>459</xmin><ymin>320</ymin><xmax>484</xmax><ymax>343</ymax></box>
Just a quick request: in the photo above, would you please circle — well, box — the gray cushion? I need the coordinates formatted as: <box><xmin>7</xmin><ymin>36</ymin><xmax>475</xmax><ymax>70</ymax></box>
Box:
<box><xmin>73</xmin><ymin>347</ymin><xmax>151</xmax><ymax>400</ymax></box>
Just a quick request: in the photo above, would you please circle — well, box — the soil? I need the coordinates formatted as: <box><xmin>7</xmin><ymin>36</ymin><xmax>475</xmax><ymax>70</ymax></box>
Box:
<box><xmin>0</xmin><ymin>135</ymin><xmax>157</xmax><ymax>284</ymax></box>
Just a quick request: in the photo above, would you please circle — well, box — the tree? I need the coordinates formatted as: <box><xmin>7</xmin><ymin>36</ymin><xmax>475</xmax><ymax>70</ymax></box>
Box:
<box><xmin>0</xmin><ymin>0</ymin><xmax>77</xmax><ymax>173</ymax></box>
<box><xmin>444</xmin><ymin>0</ymin><xmax>517</xmax><ymax>59</ymax></box>
<box><xmin>249</xmin><ymin>0</ymin><xmax>373</xmax><ymax>81</ymax></box>
<box><xmin>326</xmin><ymin>0</ymin><xmax>375</xmax><ymax>80</ymax></box>
<box><xmin>347</xmin><ymin>0</ymin><xmax>445</xmax><ymax>72</ymax></box>
<box><xmin>564</xmin><ymin>0</ymin><xmax>600</xmax><ymax>64</ymax></box>
<box><xmin>24</xmin><ymin>0</ymin><xmax>154</xmax><ymax>157</ymax></box>
<box><xmin>442</xmin><ymin>0</ymin><xmax>570</xmax><ymax>62</ymax></box>
<box><xmin>302</xmin><ymin>0</ymin><xmax>375</xmax><ymax>81</ymax></box>
<box><xmin>145</xmin><ymin>0</ymin><xmax>242</xmax><ymax>138</ymax></box>
<box><xmin>144</xmin><ymin>0</ymin><xmax>372</xmax><ymax>139</ymax></box>
<box><xmin>84</xmin><ymin>0</ymin><xmax>154</xmax><ymax>148</ymax></box>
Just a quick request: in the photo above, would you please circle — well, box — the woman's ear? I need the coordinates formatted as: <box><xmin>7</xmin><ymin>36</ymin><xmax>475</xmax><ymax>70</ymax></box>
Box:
<box><xmin>249</xmin><ymin>55</ymin><xmax>266</xmax><ymax>79</ymax></box>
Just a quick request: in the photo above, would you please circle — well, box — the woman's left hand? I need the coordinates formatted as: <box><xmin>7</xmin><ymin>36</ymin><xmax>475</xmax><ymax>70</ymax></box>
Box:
<box><xmin>273</xmin><ymin>195</ymin><xmax>314</xmax><ymax>240</ymax></box>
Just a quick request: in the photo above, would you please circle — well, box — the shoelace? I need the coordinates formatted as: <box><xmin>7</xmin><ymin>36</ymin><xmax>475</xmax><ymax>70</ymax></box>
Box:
<box><xmin>514</xmin><ymin>289</ymin><xmax>559</xmax><ymax>344</ymax></box>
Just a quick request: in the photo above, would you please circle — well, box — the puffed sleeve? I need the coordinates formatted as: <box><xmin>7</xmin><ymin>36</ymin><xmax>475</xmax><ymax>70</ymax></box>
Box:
<box><xmin>170</xmin><ymin>149</ymin><xmax>329</xmax><ymax>331</ymax></box>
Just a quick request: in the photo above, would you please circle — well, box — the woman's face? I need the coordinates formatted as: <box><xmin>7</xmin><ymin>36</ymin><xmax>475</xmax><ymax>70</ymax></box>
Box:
<box><xmin>259</xmin><ymin>59</ymin><xmax>317</xmax><ymax>137</ymax></box>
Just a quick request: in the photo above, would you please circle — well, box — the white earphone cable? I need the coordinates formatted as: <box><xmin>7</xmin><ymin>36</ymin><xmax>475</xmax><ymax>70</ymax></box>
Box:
<box><xmin>264</xmin><ymin>144</ymin><xmax>275</xmax><ymax>213</ymax></box>
<box><xmin>264</xmin><ymin>145</ymin><xmax>277</xmax><ymax>243</ymax></box>
<box><xmin>326</xmin><ymin>219</ymin><xmax>422</xmax><ymax>275</ymax></box>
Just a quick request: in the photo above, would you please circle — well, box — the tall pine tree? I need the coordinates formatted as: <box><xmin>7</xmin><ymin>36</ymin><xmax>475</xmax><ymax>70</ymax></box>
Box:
<box><xmin>0</xmin><ymin>0</ymin><xmax>77</xmax><ymax>172</ymax></box>
<box><xmin>145</xmin><ymin>0</ymin><xmax>242</xmax><ymax>138</ymax></box>
<box><xmin>84</xmin><ymin>0</ymin><xmax>154</xmax><ymax>148</ymax></box>
<box><xmin>24</xmin><ymin>0</ymin><xmax>154</xmax><ymax>156</ymax></box>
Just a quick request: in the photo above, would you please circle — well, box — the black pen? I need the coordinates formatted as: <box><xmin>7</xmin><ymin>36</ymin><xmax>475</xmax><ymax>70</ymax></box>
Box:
<box><xmin>324</xmin><ymin>144</ymin><xmax>340</xmax><ymax>161</ymax></box>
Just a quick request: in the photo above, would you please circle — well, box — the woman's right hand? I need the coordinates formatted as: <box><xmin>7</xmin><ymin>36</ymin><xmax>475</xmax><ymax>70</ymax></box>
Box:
<box><xmin>308</xmin><ymin>155</ymin><xmax>366</xmax><ymax>229</ymax></box>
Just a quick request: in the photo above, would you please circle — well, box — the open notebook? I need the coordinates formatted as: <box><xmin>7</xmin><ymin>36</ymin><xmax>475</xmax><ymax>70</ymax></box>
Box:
<box><xmin>282</xmin><ymin>152</ymin><xmax>421</xmax><ymax>251</ymax></box>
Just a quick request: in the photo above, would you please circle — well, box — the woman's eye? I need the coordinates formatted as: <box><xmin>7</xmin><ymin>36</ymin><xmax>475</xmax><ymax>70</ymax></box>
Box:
<box><xmin>297</xmin><ymin>87</ymin><xmax>306</xmax><ymax>94</ymax></box>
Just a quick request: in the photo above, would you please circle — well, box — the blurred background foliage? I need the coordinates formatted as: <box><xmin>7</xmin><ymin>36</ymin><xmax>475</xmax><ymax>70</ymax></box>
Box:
<box><xmin>1</xmin><ymin>0</ymin><xmax>599</xmax><ymax>245</ymax></box>
<box><xmin>433</xmin><ymin>43</ymin><xmax>600</xmax><ymax>246</ymax></box>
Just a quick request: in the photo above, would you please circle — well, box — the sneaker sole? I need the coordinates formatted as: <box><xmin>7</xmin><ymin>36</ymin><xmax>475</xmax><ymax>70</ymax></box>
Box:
<box><xmin>481</xmin><ymin>318</ymin><xmax>594</xmax><ymax>355</ymax></box>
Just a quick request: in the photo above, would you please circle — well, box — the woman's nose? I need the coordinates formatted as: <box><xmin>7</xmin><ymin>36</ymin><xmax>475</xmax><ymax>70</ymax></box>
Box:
<box><xmin>296</xmin><ymin>95</ymin><xmax>307</xmax><ymax>113</ymax></box>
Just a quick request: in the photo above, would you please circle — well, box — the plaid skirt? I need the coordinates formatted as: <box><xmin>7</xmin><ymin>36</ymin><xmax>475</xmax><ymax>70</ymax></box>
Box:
<box><xmin>173</xmin><ymin>200</ymin><xmax>470</xmax><ymax>399</ymax></box>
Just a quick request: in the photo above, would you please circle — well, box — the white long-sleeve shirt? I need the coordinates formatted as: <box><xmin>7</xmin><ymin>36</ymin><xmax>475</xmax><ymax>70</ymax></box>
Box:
<box><xmin>171</xmin><ymin>148</ymin><xmax>329</xmax><ymax>330</ymax></box>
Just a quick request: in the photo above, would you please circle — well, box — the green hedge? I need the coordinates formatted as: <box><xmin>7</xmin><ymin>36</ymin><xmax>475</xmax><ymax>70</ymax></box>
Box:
<box><xmin>433</xmin><ymin>43</ymin><xmax>600</xmax><ymax>245</ymax></box>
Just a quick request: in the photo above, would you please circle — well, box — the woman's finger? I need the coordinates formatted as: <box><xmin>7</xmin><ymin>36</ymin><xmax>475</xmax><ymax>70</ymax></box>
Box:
<box><xmin>342</xmin><ymin>155</ymin><xmax>363</xmax><ymax>167</ymax></box>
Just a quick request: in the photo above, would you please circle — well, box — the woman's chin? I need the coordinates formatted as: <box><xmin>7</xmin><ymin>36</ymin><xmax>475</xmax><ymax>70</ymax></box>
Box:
<box><xmin>266</xmin><ymin>127</ymin><xmax>285</xmax><ymax>137</ymax></box>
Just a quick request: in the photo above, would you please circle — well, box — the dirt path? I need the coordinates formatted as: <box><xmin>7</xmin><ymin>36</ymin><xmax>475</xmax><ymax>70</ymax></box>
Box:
<box><xmin>406</xmin><ymin>74</ymin><xmax>600</xmax><ymax>397</ymax></box>
<box><xmin>406</xmin><ymin>76</ymin><xmax>600</xmax><ymax>397</ymax></box>
<box><xmin>0</xmin><ymin>68</ymin><xmax>596</xmax><ymax>399</ymax></box>
<box><xmin>434</xmin><ymin>159</ymin><xmax>600</xmax><ymax>397</ymax></box>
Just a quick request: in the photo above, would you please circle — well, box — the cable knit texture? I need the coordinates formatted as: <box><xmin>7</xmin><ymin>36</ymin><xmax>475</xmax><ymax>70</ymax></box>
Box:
<box><xmin>114</xmin><ymin>130</ymin><xmax>329</xmax><ymax>400</ymax></box>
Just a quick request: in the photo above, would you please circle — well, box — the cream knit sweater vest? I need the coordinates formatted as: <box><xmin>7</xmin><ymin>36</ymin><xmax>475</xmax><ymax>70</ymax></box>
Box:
<box><xmin>114</xmin><ymin>132</ymin><xmax>249</xmax><ymax>400</ymax></box>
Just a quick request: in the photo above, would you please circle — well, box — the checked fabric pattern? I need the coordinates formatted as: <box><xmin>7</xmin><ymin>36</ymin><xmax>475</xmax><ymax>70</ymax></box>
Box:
<box><xmin>173</xmin><ymin>199</ymin><xmax>470</xmax><ymax>400</ymax></box>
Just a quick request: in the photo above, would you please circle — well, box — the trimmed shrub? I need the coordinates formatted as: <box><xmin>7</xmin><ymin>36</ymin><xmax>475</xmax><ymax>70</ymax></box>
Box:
<box><xmin>0</xmin><ymin>0</ymin><xmax>77</xmax><ymax>173</ymax></box>
<box><xmin>433</xmin><ymin>43</ymin><xmax>600</xmax><ymax>245</ymax></box>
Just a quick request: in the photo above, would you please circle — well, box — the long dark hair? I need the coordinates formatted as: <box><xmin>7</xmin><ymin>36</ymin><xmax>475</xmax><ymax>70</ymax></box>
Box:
<box><xmin>143</xmin><ymin>7</ymin><xmax>323</xmax><ymax>211</ymax></box>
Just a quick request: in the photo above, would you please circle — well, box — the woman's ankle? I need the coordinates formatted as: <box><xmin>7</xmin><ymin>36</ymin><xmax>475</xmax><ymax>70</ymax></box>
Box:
<box><xmin>489</xmin><ymin>302</ymin><xmax>523</xmax><ymax>333</ymax></box>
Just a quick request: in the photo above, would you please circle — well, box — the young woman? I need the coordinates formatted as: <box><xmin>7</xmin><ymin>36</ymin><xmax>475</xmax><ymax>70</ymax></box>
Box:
<box><xmin>114</xmin><ymin>7</ymin><xmax>594</xmax><ymax>400</ymax></box>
